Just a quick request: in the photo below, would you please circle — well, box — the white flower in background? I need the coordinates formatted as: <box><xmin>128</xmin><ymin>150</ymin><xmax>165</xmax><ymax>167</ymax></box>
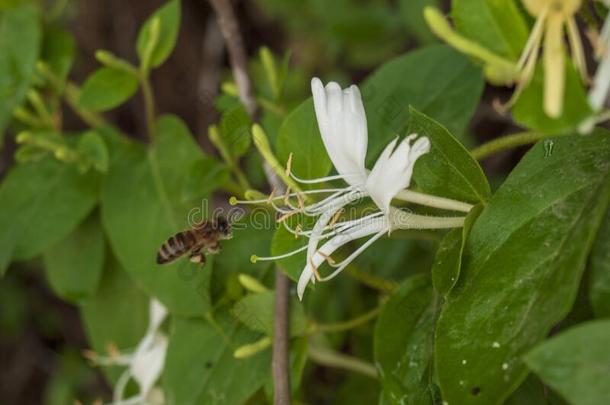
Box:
<box><xmin>86</xmin><ymin>299</ymin><xmax>169</xmax><ymax>405</ymax></box>
<box><xmin>580</xmin><ymin>0</ymin><xmax>610</xmax><ymax>133</ymax></box>
<box><xmin>238</xmin><ymin>78</ymin><xmax>471</xmax><ymax>300</ymax></box>
<box><xmin>508</xmin><ymin>0</ymin><xmax>586</xmax><ymax>118</ymax></box>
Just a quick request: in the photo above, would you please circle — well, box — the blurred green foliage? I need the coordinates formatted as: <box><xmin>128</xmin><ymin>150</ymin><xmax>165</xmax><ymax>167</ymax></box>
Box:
<box><xmin>0</xmin><ymin>0</ymin><xmax>609</xmax><ymax>404</ymax></box>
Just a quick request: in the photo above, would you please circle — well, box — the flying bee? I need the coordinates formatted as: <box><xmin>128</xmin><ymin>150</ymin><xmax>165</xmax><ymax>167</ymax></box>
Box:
<box><xmin>156</xmin><ymin>216</ymin><xmax>232</xmax><ymax>266</ymax></box>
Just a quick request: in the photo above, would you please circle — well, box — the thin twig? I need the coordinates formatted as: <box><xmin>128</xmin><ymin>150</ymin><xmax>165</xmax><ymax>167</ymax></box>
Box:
<box><xmin>209</xmin><ymin>0</ymin><xmax>258</xmax><ymax>119</ymax></box>
<box><xmin>208</xmin><ymin>1</ymin><xmax>291</xmax><ymax>403</ymax></box>
<box><xmin>197</xmin><ymin>17</ymin><xmax>224</xmax><ymax>144</ymax></box>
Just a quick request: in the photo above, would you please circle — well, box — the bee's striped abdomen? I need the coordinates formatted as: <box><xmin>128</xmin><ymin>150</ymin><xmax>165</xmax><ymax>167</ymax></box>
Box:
<box><xmin>156</xmin><ymin>230</ymin><xmax>198</xmax><ymax>264</ymax></box>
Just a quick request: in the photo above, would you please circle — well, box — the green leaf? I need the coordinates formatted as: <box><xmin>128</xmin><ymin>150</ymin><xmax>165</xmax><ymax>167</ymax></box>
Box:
<box><xmin>0</xmin><ymin>4</ymin><xmax>41</xmax><ymax>139</ymax></box>
<box><xmin>374</xmin><ymin>274</ymin><xmax>440</xmax><ymax>405</ymax></box>
<box><xmin>41</xmin><ymin>27</ymin><xmax>75</xmax><ymax>81</ymax></box>
<box><xmin>589</xmin><ymin>207</ymin><xmax>610</xmax><ymax>318</ymax></box>
<box><xmin>362</xmin><ymin>45</ymin><xmax>484</xmax><ymax>161</ymax></box>
<box><xmin>432</xmin><ymin>204</ymin><xmax>483</xmax><ymax>296</ymax></box>
<box><xmin>101</xmin><ymin>115</ymin><xmax>220</xmax><ymax>316</ymax></box>
<box><xmin>81</xmin><ymin>256</ymin><xmax>149</xmax><ymax>383</ymax></box>
<box><xmin>43</xmin><ymin>214</ymin><xmax>105</xmax><ymax>303</ymax></box>
<box><xmin>0</xmin><ymin>157</ymin><xmax>99</xmax><ymax>274</ymax></box>
<box><xmin>219</xmin><ymin>105</ymin><xmax>252</xmax><ymax>158</ymax></box>
<box><xmin>452</xmin><ymin>0</ymin><xmax>528</xmax><ymax>59</ymax></box>
<box><xmin>435</xmin><ymin>134</ymin><xmax>610</xmax><ymax>404</ymax></box>
<box><xmin>513</xmin><ymin>62</ymin><xmax>592</xmax><ymax>134</ymax></box>
<box><xmin>77</xmin><ymin>130</ymin><xmax>109</xmax><ymax>173</ymax></box>
<box><xmin>504</xmin><ymin>376</ymin><xmax>550</xmax><ymax>405</ymax></box>
<box><xmin>164</xmin><ymin>314</ymin><xmax>271</xmax><ymax>405</ymax></box>
<box><xmin>399</xmin><ymin>0</ymin><xmax>439</xmax><ymax>44</ymax></box>
<box><xmin>231</xmin><ymin>290</ymin><xmax>308</xmax><ymax>336</ymax></box>
<box><xmin>78</xmin><ymin>67</ymin><xmax>139</xmax><ymax>112</ymax></box>
<box><xmin>408</xmin><ymin>108</ymin><xmax>490</xmax><ymax>203</ymax></box>
<box><xmin>136</xmin><ymin>0</ymin><xmax>181</xmax><ymax>69</ymax></box>
<box><xmin>524</xmin><ymin>320</ymin><xmax>610</xmax><ymax>405</ymax></box>
<box><xmin>276</xmin><ymin>99</ymin><xmax>333</xmax><ymax>181</ymax></box>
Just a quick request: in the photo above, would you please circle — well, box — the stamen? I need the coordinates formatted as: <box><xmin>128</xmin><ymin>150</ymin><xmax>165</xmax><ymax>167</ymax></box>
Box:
<box><xmin>296</xmin><ymin>192</ymin><xmax>305</xmax><ymax>211</ymax></box>
<box><xmin>517</xmin><ymin>5</ymin><xmax>549</xmax><ymax>70</ymax></box>
<box><xmin>282</xmin><ymin>220</ymin><xmax>337</xmax><ymax>240</ymax></box>
<box><xmin>309</xmin><ymin>257</ymin><xmax>322</xmax><ymax>281</ymax></box>
<box><xmin>566</xmin><ymin>16</ymin><xmax>588</xmax><ymax>82</ymax></box>
<box><xmin>229</xmin><ymin>188</ymin><xmax>345</xmax><ymax>205</ymax></box>
<box><xmin>251</xmin><ymin>244</ymin><xmax>308</xmax><ymax>262</ymax></box>
<box><xmin>106</xmin><ymin>342</ymin><xmax>120</xmax><ymax>359</ymax></box>
<box><xmin>266</xmin><ymin>187</ymin><xmax>277</xmax><ymax>204</ymax></box>
<box><xmin>328</xmin><ymin>208</ymin><xmax>345</xmax><ymax>228</ymax></box>
<box><xmin>83</xmin><ymin>349</ymin><xmax>98</xmax><ymax>362</ymax></box>
<box><xmin>319</xmin><ymin>230</ymin><xmax>386</xmax><ymax>281</ymax></box>
<box><xmin>270</xmin><ymin>199</ymin><xmax>294</xmax><ymax>214</ymax></box>
<box><xmin>277</xmin><ymin>210</ymin><xmax>299</xmax><ymax>223</ymax></box>
<box><xmin>285</xmin><ymin>152</ymin><xmax>293</xmax><ymax>176</ymax></box>
<box><xmin>283</xmin><ymin>186</ymin><xmax>292</xmax><ymax>205</ymax></box>
<box><xmin>290</xmin><ymin>171</ymin><xmax>355</xmax><ymax>184</ymax></box>
<box><xmin>317</xmin><ymin>251</ymin><xmax>336</xmax><ymax>265</ymax></box>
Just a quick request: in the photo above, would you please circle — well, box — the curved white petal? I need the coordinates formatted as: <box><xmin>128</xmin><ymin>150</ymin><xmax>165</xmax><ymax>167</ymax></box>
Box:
<box><xmin>311</xmin><ymin>78</ymin><xmax>368</xmax><ymax>186</ymax></box>
<box><xmin>297</xmin><ymin>217</ymin><xmax>388</xmax><ymax>300</ymax></box>
<box><xmin>130</xmin><ymin>332</ymin><xmax>169</xmax><ymax>397</ymax></box>
<box><xmin>149</xmin><ymin>299</ymin><xmax>168</xmax><ymax>332</ymax></box>
<box><xmin>365</xmin><ymin>135</ymin><xmax>430</xmax><ymax>214</ymax></box>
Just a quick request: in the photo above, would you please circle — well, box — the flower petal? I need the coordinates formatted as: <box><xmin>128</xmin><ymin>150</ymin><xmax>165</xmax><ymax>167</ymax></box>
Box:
<box><xmin>149</xmin><ymin>299</ymin><xmax>168</xmax><ymax>332</ymax></box>
<box><xmin>130</xmin><ymin>333</ymin><xmax>168</xmax><ymax>397</ymax></box>
<box><xmin>297</xmin><ymin>217</ymin><xmax>388</xmax><ymax>300</ymax></box>
<box><xmin>365</xmin><ymin>135</ymin><xmax>430</xmax><ymax>214</ymax></box>
<box><xmin>311</xmin><ymin>78</ymin><xmax>368</xmax><ymax>186</ymax></box>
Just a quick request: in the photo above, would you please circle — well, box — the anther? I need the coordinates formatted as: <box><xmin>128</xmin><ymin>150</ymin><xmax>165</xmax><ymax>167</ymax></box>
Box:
<box><xmin>267</xmin><ymin>187</ymin><xmax>277</xmax><ymax>204</ymax></box>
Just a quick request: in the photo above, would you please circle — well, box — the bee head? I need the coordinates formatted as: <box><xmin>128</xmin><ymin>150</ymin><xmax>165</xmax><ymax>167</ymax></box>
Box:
<box><xmin>216</xmin><ymin>215</ymin><xmax>232</xmax><ymax>239</ymax></box>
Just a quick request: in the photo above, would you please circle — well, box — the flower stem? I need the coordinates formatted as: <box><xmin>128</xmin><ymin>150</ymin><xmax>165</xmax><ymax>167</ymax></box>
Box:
<box><xmin>310</xmin><ymin>306</ymin><xmax>381</xmax><ymax>334</ymax></box>
<box><xmin>64</xmin><ymin>83</ymin><xmax>105</xmax><ymax>128</ymax></box>
<box><xmin>209</xmin><ymin>125</ymin><xmax>252</xmax><ymax>191</ymax></box>
<box><xmin>394</xmin><ymin>189</ymin><xmax>473</xmax><ymax>213</ymax></box>
<box><xmin>307</xmin><ymin>344</ymin><xmax>378</xmax><ymax>379</ymax></box>
<box><xmin>470</xmin><ymin>131</ymin><xmax>551</xmax><ymax>160</ymax></box>
<box><xmin>140</xmin><ymin>75</ymin><xmax>156</xmax><ymax>140</ymax></box>
<box><xmin>36</xmin><ymin>62</ymin><xmax>105</xmax><ymax>128</ymax></box>
<box><xmin>391</xmin><ymin>210</ymin><xmax>466</xmax><ymax>230</ymax></box>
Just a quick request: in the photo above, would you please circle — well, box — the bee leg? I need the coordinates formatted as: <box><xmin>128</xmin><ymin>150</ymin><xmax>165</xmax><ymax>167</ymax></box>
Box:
<box><xmin>206</xmin><ymin>240</ymin><xmax>221</xmax><ymax>255</ymax></box>
<box><xmin>189</xmin><ymin>251</ymin><xmax>206</xmax><ymax>265</ymax></box>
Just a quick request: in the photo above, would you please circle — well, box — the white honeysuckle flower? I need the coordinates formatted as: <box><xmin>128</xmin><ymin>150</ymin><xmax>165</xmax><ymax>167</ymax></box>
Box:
<box><xmin>237</xmin><ymin>78</ymin><xmax>472</xmax><ymax>300</ymax></box>
<box><xmin>311</xmin><ymin>78</ymin><xmax>368</xmax><ymax>187</ymax></box>
<box><xmin>296</xmin><ymin>208</ymin><xmax>465</xmax><ymax>299</ymax></box>
<box><xmin>365</xmin><ymin>135</ymin><xmax>431</xmax><ymax>215</ymax></box>
<box><xmin>87</xmin><ymin>299</ymin><xmax>169</xmax><ymax>405</ymax></box>
<box><xmin>505</xmin><ymin>0</ymin><xmax>586</xmax><ymax>118</ymax></box>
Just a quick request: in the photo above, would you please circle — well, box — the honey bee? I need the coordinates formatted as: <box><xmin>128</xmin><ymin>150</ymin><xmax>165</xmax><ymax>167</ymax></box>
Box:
<box><xmin>156</xmin><ymin>216</ymin><xmax>232</xmax><ymax>266</ymax></box>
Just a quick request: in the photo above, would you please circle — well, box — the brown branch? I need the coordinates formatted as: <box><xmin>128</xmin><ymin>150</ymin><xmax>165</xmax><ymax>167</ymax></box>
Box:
<box><xmin>208</xmin><ymin>0</ymin><xmax>258</xmax><ymax>119</ymax></box>
<box><xmin>208</xmin><ymin>1</ymin><xmax>291</xmax><ymax>403</ymax></box>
